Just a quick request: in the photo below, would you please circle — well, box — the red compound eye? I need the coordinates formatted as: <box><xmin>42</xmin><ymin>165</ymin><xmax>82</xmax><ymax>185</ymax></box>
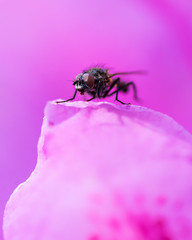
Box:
<box><xmin>83</xmin><ymin>73</ymin><xmax>95</xmax><ymax>88</ymax></box>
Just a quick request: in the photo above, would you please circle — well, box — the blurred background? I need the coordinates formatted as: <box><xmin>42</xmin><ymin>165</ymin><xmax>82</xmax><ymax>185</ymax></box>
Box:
<box><xmin>0</xmin><ymin>0</ymin><xmax>192</xmax><ymax>239</ymax></box>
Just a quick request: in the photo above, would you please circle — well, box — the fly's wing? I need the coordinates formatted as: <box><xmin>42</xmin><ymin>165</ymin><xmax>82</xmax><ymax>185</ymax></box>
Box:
<box><xmin>109</xmin><ymin>71</ymin><xmax>146</xmax><ymax>78</ymax></box>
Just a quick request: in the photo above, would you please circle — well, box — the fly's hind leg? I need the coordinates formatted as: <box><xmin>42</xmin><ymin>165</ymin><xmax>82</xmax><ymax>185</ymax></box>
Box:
<box><xmin>56</xmin><ymin>89</ymin><xmax>77</xmax><ymax>103</ymax></box>
<box><xmin>124</xmin><ymin>81</ymin><xmax>138</xmax><ymax>101</ymax></box>
<box><xmin>103</xmin><ymin>78</ymin><xmax>129</xmax><ymax>104</ymax></box>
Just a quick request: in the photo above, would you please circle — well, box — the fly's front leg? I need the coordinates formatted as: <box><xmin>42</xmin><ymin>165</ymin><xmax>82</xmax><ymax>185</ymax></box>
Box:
<box><xmin>56</xmin><ymin>89</ymin><xmax>77</xmax><ymax>103</ymax></box>
<box><xmin>86</xmin><ymin>80</ymin><xmax>102</xmax><ymax>101</ymax></box>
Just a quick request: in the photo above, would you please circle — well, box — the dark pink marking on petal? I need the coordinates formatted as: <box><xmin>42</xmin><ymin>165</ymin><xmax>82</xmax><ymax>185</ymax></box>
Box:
<box><xmin>108</xmin><ymin>218</ymin><xmax>121</xmax><ymax>231</ymax></box>
<box><xmin>156</xmin><ymin>195</ymin><xmax>167</xmax><ymax>206</ymax></box>
<box><xmin>89</xmin><ymin>234</ymin><xmax>100</xmax><ymax>240</ymax></box>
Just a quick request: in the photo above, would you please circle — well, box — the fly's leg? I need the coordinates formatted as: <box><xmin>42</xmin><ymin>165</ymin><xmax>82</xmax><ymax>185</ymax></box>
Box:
<box><xmin>115</xmin><ymin>80</ymin><xmax>127</xmax><ymax>104</ymax></box>
<box><xmin>125</xmin><ymin>81</ymin><xmax>138</xmax><ymax>101</ymax></box>
<box><xmin>107</xmin><ymin>81</ymin><xmax>138</xmax><ymax>98</ymax></box>
<box><xmin>86</xmin><ymin>96</ymin><xmax>96</xmax><ymax>101</ymax></box>
<box><xmin>95</xmin><ymin>80</ymin><xmax>102</xmax><ymax>98</ymax></box>
<box><xmin>103</xmin><ymin>78</ymin><xmax>129</xmax><ymax>104</ymax></box>
<box><xmin>113</xmin><ymin>78</ymin><xmax>126</xmax><ymax>104</ymax></box>
<box><xmin>56</xmin><ymin>89</ymin><xmax>77</xmax><ymax>103</ymax></box>
<box><xmin>86</xmin><ymin>81</ymin><xmax>101</xmax><ymax>101</ymax></box>
<box><xmin>103</xmin><ymin>78</ymin><xmax>119</xmax><ymax>98</ymax></box>
<box><xmin>85</xmin><ymin>91</ymin><xmax>96</xmax><ymax>102</ymax></box>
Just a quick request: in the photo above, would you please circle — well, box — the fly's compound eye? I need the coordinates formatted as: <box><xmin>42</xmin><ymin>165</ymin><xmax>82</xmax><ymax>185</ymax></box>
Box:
<box><xmin>82</xmin><ymin>73</ymin><xmax>95</xmax><ymax>88</ymax></box>
<box><xmin>73</xmin><ymin>74</ymin><xmax>82</xmax><ymax>84</ymax></box>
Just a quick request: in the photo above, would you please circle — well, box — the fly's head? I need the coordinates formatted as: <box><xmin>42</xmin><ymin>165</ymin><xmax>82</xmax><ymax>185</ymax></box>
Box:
<box><xmin>73</xmin><ymin>73</ymin><xmax>95</xmax><ymax>94</ymax></box>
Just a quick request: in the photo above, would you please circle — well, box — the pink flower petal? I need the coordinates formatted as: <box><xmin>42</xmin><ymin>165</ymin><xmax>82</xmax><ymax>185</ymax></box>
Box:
<box><xmin>3</xmin><ymin>101</ymin><xmax>192</xmax><ymax>240</ymax></box>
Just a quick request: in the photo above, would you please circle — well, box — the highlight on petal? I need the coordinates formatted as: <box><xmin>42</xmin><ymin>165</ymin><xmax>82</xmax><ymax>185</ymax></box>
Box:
<box><xmin>3</xmin><ymin>101</ymin><xmax>192</xmax><ymax>240</ymax></box>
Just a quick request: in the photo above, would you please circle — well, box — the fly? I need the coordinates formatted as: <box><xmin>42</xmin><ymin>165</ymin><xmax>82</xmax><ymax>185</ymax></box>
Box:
<box><xmin>56</xmin><ymin>67</ymin><xmax>143</xmax><ymax>104</ymax></box>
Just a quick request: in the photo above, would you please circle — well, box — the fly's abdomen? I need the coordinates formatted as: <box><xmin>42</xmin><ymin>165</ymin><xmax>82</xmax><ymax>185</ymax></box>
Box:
<box><xmin>112</xmin><ymin>80</ymin><xmax>128</xmax><ymax>92</ymax></box>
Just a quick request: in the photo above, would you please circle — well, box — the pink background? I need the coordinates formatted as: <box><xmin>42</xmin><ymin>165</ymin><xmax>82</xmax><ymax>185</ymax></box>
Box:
<box><xmin>0</xmin><ymin>0</ymin><xmax>192</xmax><ymax>239</ymax></box>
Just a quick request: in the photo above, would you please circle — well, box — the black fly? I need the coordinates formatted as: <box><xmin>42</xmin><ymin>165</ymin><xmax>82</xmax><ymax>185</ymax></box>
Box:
<box><xmin>56</xmin><ymin>67</ymin><xmax>143</xmax><ymax>104</ymax></box>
